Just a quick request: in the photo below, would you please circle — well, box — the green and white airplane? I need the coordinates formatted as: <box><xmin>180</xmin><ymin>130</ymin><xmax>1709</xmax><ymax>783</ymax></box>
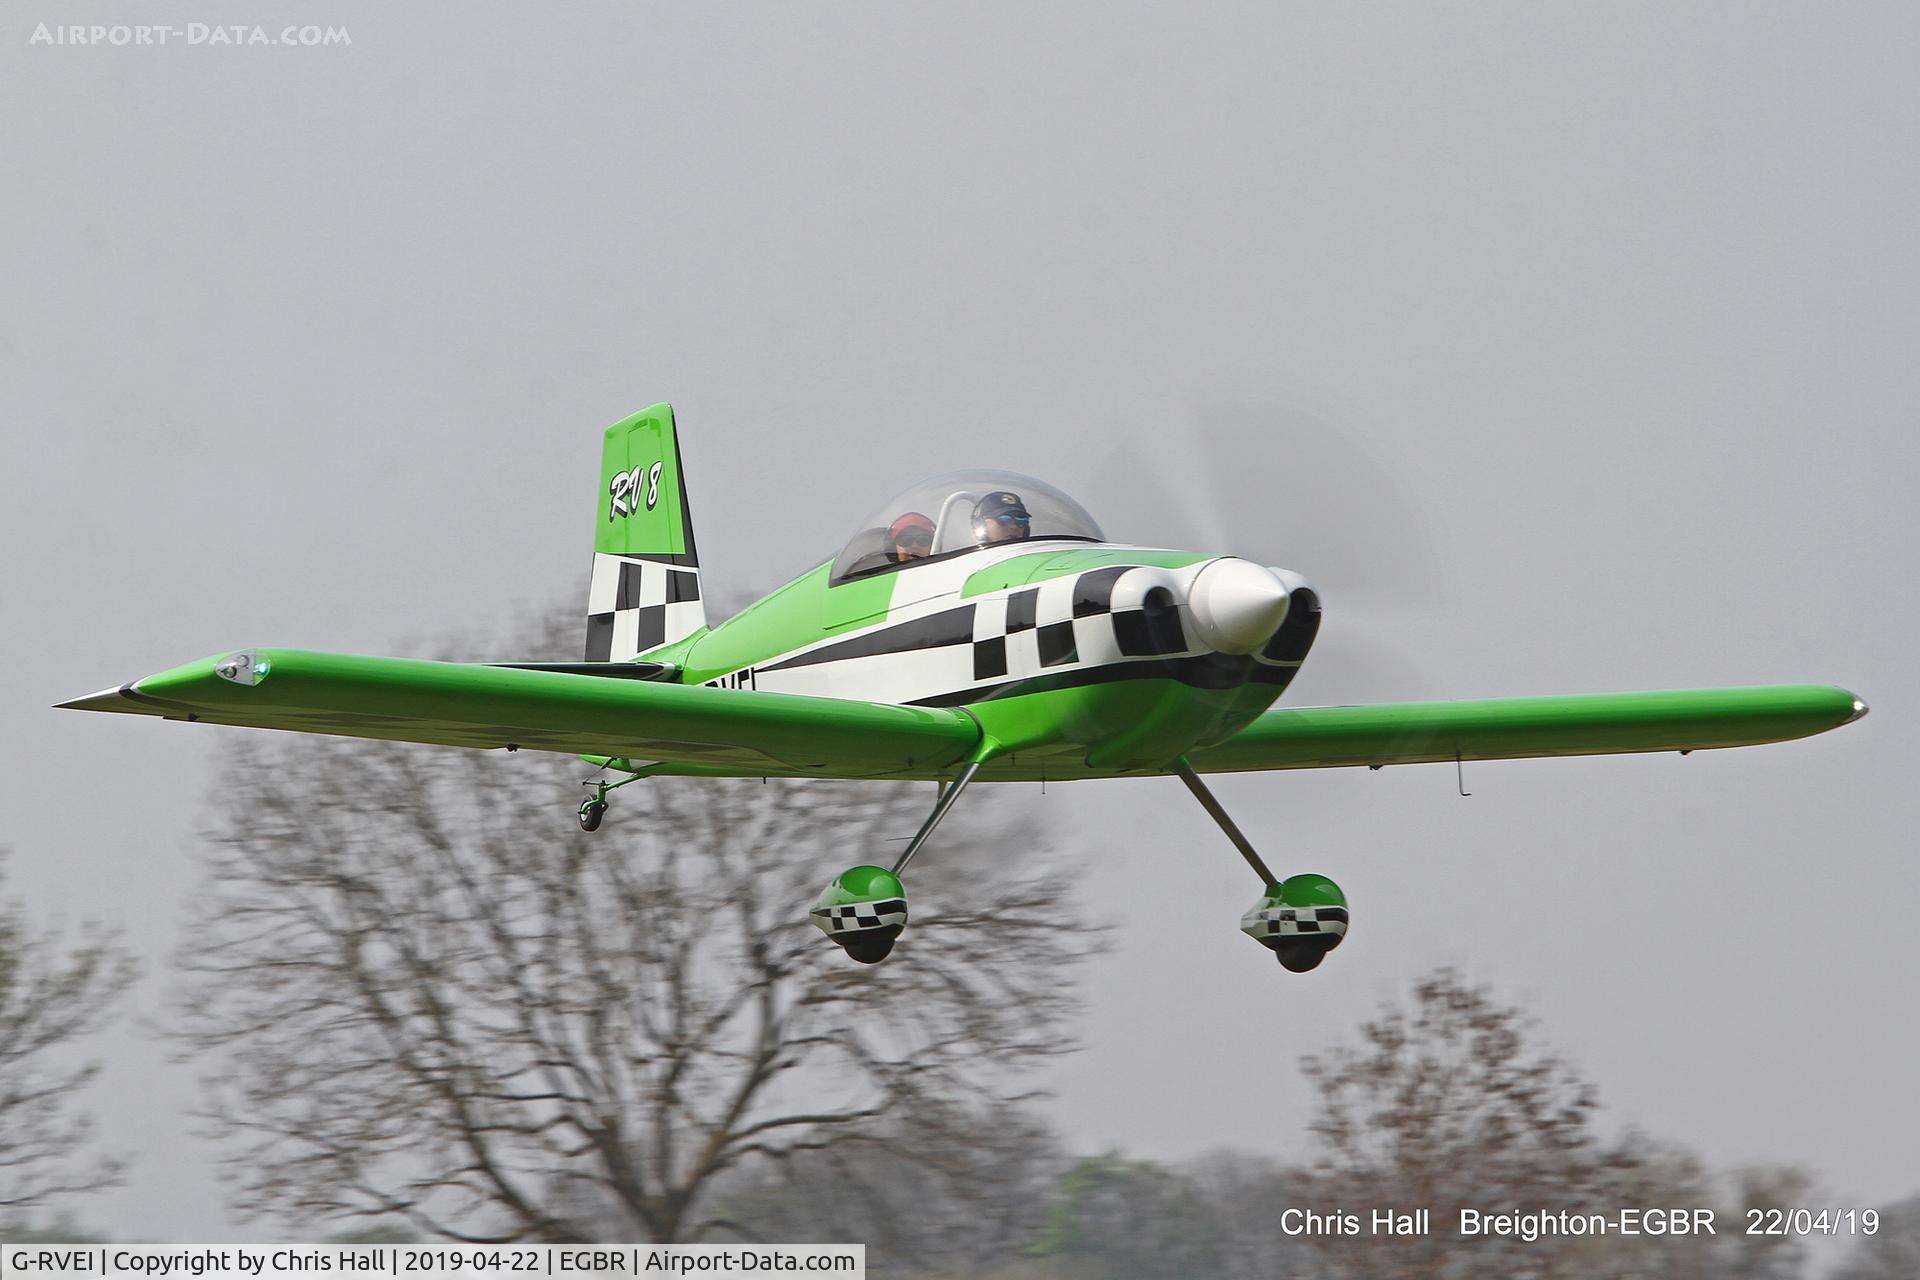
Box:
<box><xmin>60</xmin><ymin>405</ymin><xmax>1869</xmax><ymax>970</ymax></box>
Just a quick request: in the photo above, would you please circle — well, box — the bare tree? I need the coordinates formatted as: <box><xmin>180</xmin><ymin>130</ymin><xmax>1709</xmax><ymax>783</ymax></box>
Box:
<box><xmin>1297</xmin><ymin>969</ymin><xmax>1815</xmax><ymax>1280</ymax></box>
<box><xmin>1568</xmin><ymin>1140</ymin><xmax>1814</xmax><ymax>1280</ymax></box>
<box><xmin>0</xmin><ymin>851</ymin><xmax>136</xmax><ymax>1214</ymax></box>
<box><xmin>174</xmin><ymin>616</ymin><xmax>1099</xmax><ymax>1242</ymax></box>
<box><xmin>1298</xmin><ymin>968</ymin><xmax>1636</xmax><ymax>1280</ymax></box>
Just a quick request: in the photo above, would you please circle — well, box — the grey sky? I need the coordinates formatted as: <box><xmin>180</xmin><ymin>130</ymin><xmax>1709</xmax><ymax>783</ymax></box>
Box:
<box><xmin>3</xmin><ymin>0</ymin><xmax>1915</xmax><ymax>1240</ymax></box>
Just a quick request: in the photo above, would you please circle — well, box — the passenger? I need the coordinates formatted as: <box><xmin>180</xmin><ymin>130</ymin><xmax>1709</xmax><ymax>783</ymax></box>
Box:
<box><xmin>972</xmin><ymin>491</ymin><xmax>1032</xmax><ymax>545</ymax></box>
<box><xmin>888</xmin><ymin>512</ymin><xmax>935</xmax><ymax>562</ymax></box>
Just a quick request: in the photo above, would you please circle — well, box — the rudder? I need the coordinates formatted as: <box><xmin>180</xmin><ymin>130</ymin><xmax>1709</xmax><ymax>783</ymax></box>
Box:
<box><xmin>585</xmin><ymin>404</ymin><xmax>707</xmax><ymax>661</ymax></box>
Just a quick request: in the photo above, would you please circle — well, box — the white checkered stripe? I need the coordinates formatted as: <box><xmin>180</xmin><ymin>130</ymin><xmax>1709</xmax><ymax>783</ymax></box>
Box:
<box><xmin>809</xmin><ymin>897</ymin><xmax>910</xmax><ymax>937</ymax></box>
<box><xmin>749</xmin><ymin>552</ymin><xmax>1230</xmax><ymax>706</ymax></box>
<box><xmin>969</xmin><ymin>565</ymin><xmax>1189</xmax><ymax>682</ymax></box>
<box><xmin>585</xmin><ymin>553</ymin><xmax>705</xmax><ymax>662</ymax></box>
<box><xmin>1239</xmin><ymin>904</ymin><xmax>1350</xmax><ymax>940</ymax></box>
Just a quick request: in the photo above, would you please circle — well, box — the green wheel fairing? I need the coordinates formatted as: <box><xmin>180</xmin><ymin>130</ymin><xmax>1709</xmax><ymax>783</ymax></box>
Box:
<box><xmin>1241</xmin><ymin>874</ymin><xmax>1349</xmax><ymax>972</ymax></box>
<box><xmin>814</xmin><ymin>865</ymin><xmax>905</xmax><ymax>910</ymax></box>
<box><xmin>1265</xmin><ymin>874</ymin><xmax>1346</xmax><ymax>911</ymax></box>
<box><xmin>810</xmin><ymin>866</ymin><xmax>910</xmax><ymax>964</ymax></box>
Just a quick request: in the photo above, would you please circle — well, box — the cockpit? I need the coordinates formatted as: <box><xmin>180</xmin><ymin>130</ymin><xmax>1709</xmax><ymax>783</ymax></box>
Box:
<box><xmin>830</xmin><ymin>469</ymin><xmax>1107</xmax><ymax>583</ymax></box>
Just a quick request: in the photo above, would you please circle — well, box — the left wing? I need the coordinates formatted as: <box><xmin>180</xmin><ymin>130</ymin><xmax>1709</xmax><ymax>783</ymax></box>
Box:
<box><xmin>1188</xmin><ymin>685</ymin><xmax>1866</xmax><ymax>774</ymax></box>
<box><xmin>58</xmin><ymin>648</ymin><xmax>980</xmax><ymax>778</ymax></box>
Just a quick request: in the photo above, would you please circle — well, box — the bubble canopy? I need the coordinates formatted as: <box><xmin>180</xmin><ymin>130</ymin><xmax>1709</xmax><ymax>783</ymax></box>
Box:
<box><xmin>830</xmin><ymin>469</ymin><xmax>1107</xmax><ymax>583</ymax></box>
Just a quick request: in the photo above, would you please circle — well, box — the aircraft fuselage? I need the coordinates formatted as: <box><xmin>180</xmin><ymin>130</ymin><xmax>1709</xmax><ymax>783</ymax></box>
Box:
<box><xmin>649</xmin><ymin>540</ymin><xmax>1320</xmax><ymax>780</ymax></box>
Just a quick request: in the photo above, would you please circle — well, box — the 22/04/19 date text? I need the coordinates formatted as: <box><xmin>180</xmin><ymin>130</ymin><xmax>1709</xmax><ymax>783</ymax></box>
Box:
<box><xmin>1747</xmin><ymin>1208</ymin><xmax>1879</xmax><ymax>1236</ymax></box>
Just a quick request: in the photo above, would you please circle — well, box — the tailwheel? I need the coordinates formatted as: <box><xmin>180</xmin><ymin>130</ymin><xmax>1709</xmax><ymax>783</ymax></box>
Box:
<box><xmin>810</xmin><ymin>866</ymin><xmax>910</xmax><ymax>965</ymax></box>
<box><xmin>1241</xmin><ymin>873</ymin><xmax>1349</xmax><ymax>973</ymax></box>
<box><xmin>575</xmin><ymin>765</ymin><xmax>647</xmax><ymax>833</ymax></box>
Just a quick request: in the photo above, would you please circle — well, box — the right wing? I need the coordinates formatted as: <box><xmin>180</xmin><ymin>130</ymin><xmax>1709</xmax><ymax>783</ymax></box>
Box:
<box><xmin>1188</xmin><ymin>685</ymin><xmax>1866</xmax><ymax>774</ymax></box>
<box><xmin>58</xmin><ymin>648</ymin><xmax>980</xmax><ymax>779</ymax></box>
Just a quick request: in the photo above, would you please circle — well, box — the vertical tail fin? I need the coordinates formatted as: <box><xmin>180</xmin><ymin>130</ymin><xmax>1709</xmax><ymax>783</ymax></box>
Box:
<box><xmin>585</xmin><ymin>404</ymin><xmax>707</xmax><ymax>661</ymax></box>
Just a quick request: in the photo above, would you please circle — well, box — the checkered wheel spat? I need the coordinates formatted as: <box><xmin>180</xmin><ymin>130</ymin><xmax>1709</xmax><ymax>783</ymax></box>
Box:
<box><xmin>1239</xmin><ymin>904</ymin><xmax>1350</xmax><ymax>940</ymax></box>
<box><xmin>810</xmin><ymin>897</ymin><xmax>910</xmax><ymax>938</ymax></box>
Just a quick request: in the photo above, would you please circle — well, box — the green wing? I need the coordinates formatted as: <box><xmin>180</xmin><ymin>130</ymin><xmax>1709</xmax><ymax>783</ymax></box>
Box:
<box><xmin>1188</xmin><ymin>685</ymin><xmax>1866</xmax><ymax>774</ymax></box>
<box><xmin>58</xmin><ymin>649</ymin><xmax>979</xmax><ymax>778</ymax></box>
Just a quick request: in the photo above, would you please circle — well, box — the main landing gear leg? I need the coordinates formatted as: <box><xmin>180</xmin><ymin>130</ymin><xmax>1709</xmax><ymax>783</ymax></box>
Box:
<box><xmin>890</xmin><ymin>760</ymin><xmax>983</xmax><ymax>877</ymax></box>
<box><xmin>810</xmin><ymin>759</ymin><xmax>986</xmax><ymax>965</ymax></box>
<box><xmin>1171</xmin><ymin>759</ymin><xmax>1349</xmax><ymax>973</ymax></box>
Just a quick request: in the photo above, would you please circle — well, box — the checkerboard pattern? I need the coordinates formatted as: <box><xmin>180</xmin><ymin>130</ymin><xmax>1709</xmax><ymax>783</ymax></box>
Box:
<box><xmin>584</xmin><ymin>553</ymin><xmax>706</xmax><ymax>662</ymax></box>
<box><xmin>810</xmin><ymin>897</ymin><xmax>910</xmax><ymax>937</ymax></box>
<box><xmin>1239</xmin><ymin>904</ymin><xmax>1350</xmax><ymax>940</ymax></box>
<box><xmin>970</xmin><ymin>565</ymin><xmax>1187</xmax><ymax>681</ymax></box>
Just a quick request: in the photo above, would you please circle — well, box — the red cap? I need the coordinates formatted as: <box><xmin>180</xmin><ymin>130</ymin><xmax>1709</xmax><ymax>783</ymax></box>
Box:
<box><xmin>889</xmin><ymin>512</ymin><xmax>935</xmax><ymax>540</ymax></box>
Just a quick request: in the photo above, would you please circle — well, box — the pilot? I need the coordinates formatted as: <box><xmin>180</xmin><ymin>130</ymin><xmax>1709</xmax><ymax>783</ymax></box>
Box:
<box><xmin>888</xmin><ymin>511</ymin><xmax>935</xmax><ymax>562</ymax></box>
<box><xmin>972</xmin><ymin>491</ymin><xmax>1032</xmax><ymax>545</ymax></box>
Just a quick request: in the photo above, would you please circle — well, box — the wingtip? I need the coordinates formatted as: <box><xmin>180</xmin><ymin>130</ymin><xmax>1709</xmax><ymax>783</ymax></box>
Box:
<box><xmin>55</xmin><ymin>683</ymin><xmax>134</xmax><ymax>712</ymax></box>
